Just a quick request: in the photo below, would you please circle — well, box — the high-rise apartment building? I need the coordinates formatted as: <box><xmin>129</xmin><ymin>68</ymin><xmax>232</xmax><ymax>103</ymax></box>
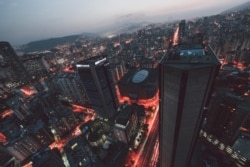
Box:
<box><xmin>76</xmin><ymin>56</ymin><xmax>119</xmax><ymax>118</ymax></box>
<box><xmin>0</xmin><ymin>42</ymin><xmax>31</xmax><ymax>88</ymax></box>
<box><xmin>200</xmin><ymin>97</ymin><xmax>250</xmax><ymax>167</ymax></box>
<box><xmin>159</xmin><ymin>43</ymin><xmax>220</xmax><ymax>167</ymax></box>
<box><xmin>53</xmin><ymin>72</ymin><xmax>88</xmax><ymax>105</ymax></box>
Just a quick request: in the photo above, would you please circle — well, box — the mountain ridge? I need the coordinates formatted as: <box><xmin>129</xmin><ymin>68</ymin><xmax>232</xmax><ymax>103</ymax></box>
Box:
<box><xmin>18</xmin><ymin>32</ymin><xmax>98</xmax><ymax>52</ymax></box>
<box><xmin>18</xmin><ymin>1</ymin><xmax>250</xmax><ymax>53</ymax></box>
<box><xmin>222</xmin><ymin>1</ymin><xmax>250</xmax><ymax>14</ymax></box>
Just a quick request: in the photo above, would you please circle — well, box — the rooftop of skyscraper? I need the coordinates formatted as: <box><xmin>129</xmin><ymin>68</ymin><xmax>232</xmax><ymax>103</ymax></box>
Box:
<box><xmin>76</xmin><ymin>55</ymin><xmax>107</xmax><ymax>67</ymax></box>
<box><xmin>119</xmin><ymin>68</ymin><xmax>158</xmax><ymax>85</ymax></box>
<box><xmin>115</xmin><ymin>104</ymin><xmax>134</xmax><ymax>126</ymax></box>
<box><xmin>161</xmin><ymin>43</ymin><xmax>221</xmax><ymax>66</ymax></box>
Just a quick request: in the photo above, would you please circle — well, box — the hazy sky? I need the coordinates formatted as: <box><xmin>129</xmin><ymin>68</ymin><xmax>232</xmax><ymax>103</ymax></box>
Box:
<box><xmin>0</xmin><ymin>0</ymin><xmax>249</xmax><ymax>45</ymax></box>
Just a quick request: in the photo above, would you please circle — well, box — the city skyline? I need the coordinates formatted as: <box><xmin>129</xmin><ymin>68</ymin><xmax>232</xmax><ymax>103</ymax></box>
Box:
<box><xmin>0</xmin><ymin>6</ymin><xmax>250</xmax><ymax>166</ymax></box>
<box><xmin>0</xmin><ymin>0</ymin><xmax>249</xmax><ymax>45</ymax></box>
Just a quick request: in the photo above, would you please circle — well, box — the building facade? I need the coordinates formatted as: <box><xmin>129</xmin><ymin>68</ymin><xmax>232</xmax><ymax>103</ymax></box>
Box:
<box><xmin>53</xmin><ymin>72</ymin><xmax>88</xmax><ymax>105</ymax></box>
<box><xmin>113</xmin><ymin>104</ymin><xmax>138</xmax><ymax>144</ymax></box>
<box><xmin>204</xmin><ymin>93</ymin><xmax>249</xmax><ymax>145</ymax></box>
<box><xmin>0</xmin><ymin>42</ymin><xmax>31</xmax><ymax>88</ymax></box>
<box><xmin>159</xmin><ymin>43</ymin><xmax>220</xmax><ymax>167</ymax></box>
<box><xmin>76</xmin><ymin>56</ymin><xmax>119</xmax><ymax>118</ymax></box>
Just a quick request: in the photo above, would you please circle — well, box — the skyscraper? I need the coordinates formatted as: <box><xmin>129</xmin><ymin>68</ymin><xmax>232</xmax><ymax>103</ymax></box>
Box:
<box><xmin>0</xmin><ymin>42</ymin><xmax>31</xmax><ymax>88</ymax></box>
<box><xmin>159</xmin><ymin>43</ymin><xmax>220</xmax><ymax>167</ymax></box>
<box><xmin>204</xmin><ymin>92</ymin><xmax>249</xmax><ymax>145</ymax></box>
<box><xmin>76</xmin><ymin>56</ymin><xmax>119</xmax><ymax>118</ymax></box>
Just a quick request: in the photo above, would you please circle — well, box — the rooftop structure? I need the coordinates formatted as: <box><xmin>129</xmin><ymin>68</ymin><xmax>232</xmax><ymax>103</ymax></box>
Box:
<box><xmin>118</xmin><ymin>68</ymin><xmax>158</xmax><ymax>100</ymax></box>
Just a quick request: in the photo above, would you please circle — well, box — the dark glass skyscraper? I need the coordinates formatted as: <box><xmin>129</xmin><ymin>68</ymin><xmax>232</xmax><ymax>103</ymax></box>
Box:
<box><xmin>204</xmin><ymin>93</ymin><xmax>249</xmax><ymax>145</ymax></box>
<box><xmin>76</xmin><ymin>56</ymin><xmax>119</xmax><ymax>118</ymax></box>
<box><xmin>0</xmin><ymin>41</ymin><xmax>31</xmax><ymax>88</ymax></box>
<box><xmin>159</xmin><ymin>43</ymin><xmax>220</xmax><ymax>167</ymax></box>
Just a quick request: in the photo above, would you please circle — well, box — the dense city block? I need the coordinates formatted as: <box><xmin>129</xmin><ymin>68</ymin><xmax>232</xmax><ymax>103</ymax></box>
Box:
<box><xmin>1</xmin><ymin>6</ymin><xmax>250</xmax><ymax>167</ymax></box>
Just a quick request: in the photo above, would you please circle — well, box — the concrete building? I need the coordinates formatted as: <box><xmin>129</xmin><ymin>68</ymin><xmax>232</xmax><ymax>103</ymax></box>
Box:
<box><xmin>53</xmin><ymin>72</ymin><xmax>88</xmax><ymax>105</ymax></box>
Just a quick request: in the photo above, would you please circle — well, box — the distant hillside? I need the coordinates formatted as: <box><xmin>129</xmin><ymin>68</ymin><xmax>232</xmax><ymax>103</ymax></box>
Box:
<box><xmin>19</xmin><ymin>32</ymin><xmax>98</xmax><ymax>52</ymax></box>
<box><xmin>101</xmin><ymin>22</ymin><xmax>150</xmax><ymax>38</ymax></box>
<box><xmin>222</xmin><ymin>1</ymin><xmax>250</xmax><ymax>14</ymax></box>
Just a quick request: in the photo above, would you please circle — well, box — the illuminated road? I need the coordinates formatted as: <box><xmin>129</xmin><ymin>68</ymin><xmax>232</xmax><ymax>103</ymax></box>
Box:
<box><xmin>173</xmin><ymin>26</ymin><xmax>179</xmax><ymax>45</ymax></box>
<box><xmin>49</xmin><ymin>105</ymin><xmax>95</xmax><ymax>151</ymax></box>
<box><xmin>136</xmin><ymin>111</ymin><xmax>159</xmax><ymax>167</ymax></box>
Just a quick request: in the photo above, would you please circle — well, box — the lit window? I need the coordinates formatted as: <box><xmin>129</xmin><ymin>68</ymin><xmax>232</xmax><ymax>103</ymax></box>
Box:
<box><xmin>213</xmin><ymin>139</ymin><xmax>219</xmax><ymax>145</ymax></box>
<box><xmin>218</xmin><ymin>143</ymin><xmax>225</xmax><ymax>150</ymax></box>
<box><xmin>240</xmin><ymin>157</ymin><xmax>247</xmax><ymax>162</ymax></box>
<box><xmin>226</xmin><ymin>146</ymin><xmax>233</xmax><ymax>154</ymax></box>
<box><xmin>231</xmin><ymin>152</ymin><xmax>238</xmax><ymax>159</ymax></box>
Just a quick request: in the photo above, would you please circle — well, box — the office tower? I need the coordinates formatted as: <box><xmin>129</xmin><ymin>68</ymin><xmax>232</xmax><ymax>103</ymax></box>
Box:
<box><xmin>179</xmin><ymin>20</ymin><xmax>186</xmax><ymax>43</ymax></box>
<box><xmin>200</xmin><ymin>98</ymin><xmax>250</xmax><ymax>167</ymax></box>
<box><xmin>113</xmin><ymin>104</ymin><xmax>138</xmax><ymax>144</ymax></box>
<box><xmin>0</xmin><ymin>42</ymin><xmax>31</xmax><ymax>88</ymax></box>
<box><xmin>159</xmin><ymin>43</ymin><xmax>220</xmax><ymax>167</ymax></box>
<box><xmin>53</xmin><ymin>72</ymin><xmax>88</xmax><ymax>105</ymax></box>
<box><xmin>76</xmin><ymin>56</ymin><xmax>119</xmax><ymax>118</ymax></box>
<box><xmin>204</xmin><ymin>92</ymin><xmax>249</xmax><ymax>145</ymax></box>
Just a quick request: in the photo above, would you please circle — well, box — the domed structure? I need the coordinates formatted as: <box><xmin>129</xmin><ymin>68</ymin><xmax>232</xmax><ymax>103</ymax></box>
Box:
<box><xmin>118</xmin><ymin>68</ymin><xmax>158</xmax><ymax>100</ymax></box>
<box><xmin>132</xmin><ymin>70</ymin><xmax>149</xmax><ymax>83</ymax></box>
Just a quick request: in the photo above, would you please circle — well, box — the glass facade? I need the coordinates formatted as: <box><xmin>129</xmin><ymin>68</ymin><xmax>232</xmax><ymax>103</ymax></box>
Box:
<box><xmin>76</xmin><ymin>56</ymin><xmax>119</xmax><ymax>118</ymax></box>
<box><xmin>159</xmin><ymin>44</ymin><xmax>220</xmax><ymax>167</ymax></box>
